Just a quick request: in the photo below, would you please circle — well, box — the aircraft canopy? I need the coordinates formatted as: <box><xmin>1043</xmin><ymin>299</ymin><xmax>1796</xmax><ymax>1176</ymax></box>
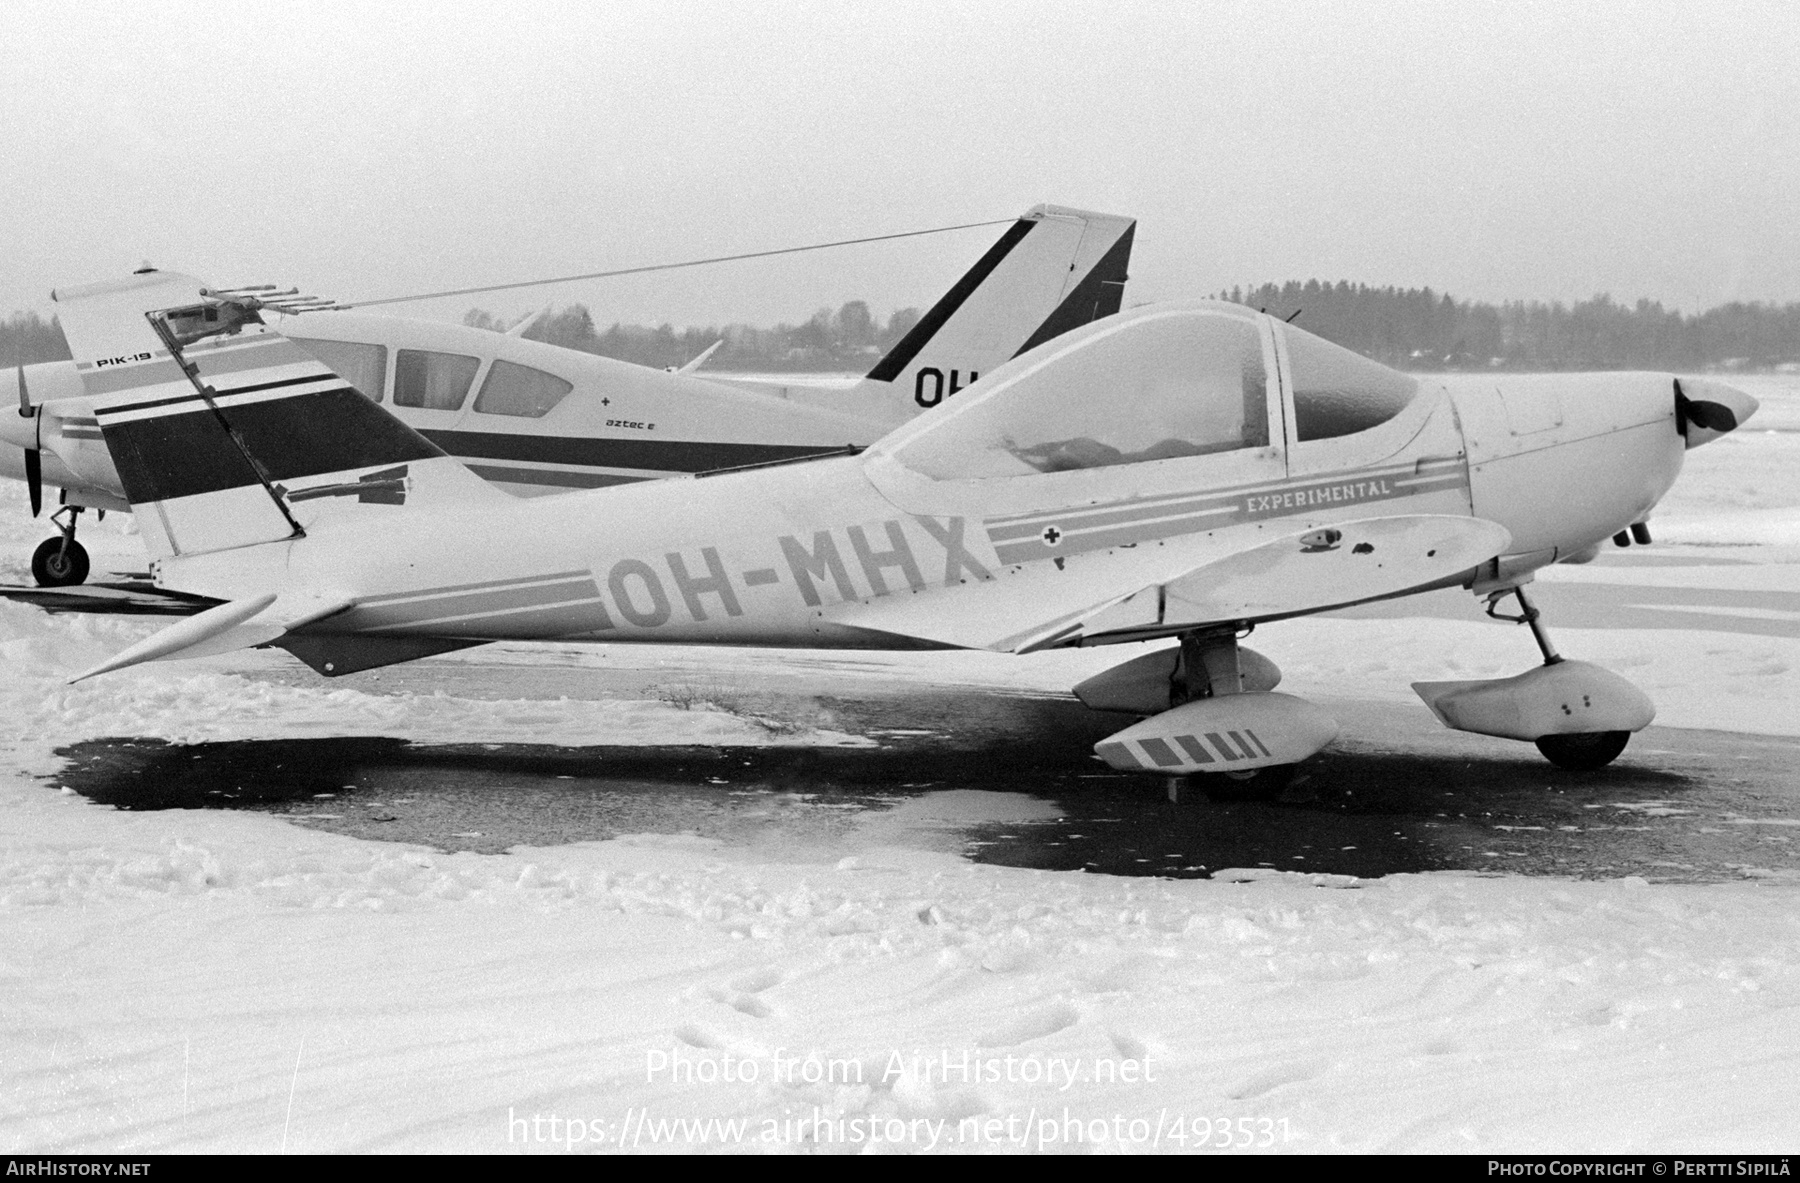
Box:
<box><xmin>1281</xmin><ymin>323</ymin><xmax>1420</xmax><ymax>442</ymax></box>
<box><xmin>893</xmin><ymin>304</ymin><xmax>1271</xmax><ymax>480</ymax></box>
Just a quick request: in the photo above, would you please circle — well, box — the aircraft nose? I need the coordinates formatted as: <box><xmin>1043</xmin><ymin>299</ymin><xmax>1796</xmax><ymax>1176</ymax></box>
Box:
<box><xmin>1675</xmin><ymin>376</ymin><xmax>1759</xmax><ymax>449</ymax></box>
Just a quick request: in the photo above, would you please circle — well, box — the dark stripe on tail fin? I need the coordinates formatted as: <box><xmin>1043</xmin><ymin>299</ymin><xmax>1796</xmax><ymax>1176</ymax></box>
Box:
<box><xmin>1012</xmin><ymin>222</ymin><xmax>1134</xmax><ymax>357</ymax></box>
<box><xmin>864</xmin><ymin>219</ymin><xmax>1037</xmax><ymax>382</ymax></box>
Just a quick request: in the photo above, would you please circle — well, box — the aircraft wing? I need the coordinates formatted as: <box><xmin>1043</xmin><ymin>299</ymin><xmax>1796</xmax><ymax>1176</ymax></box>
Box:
<box><xmin>826</xmin><ymin>514</ymin><xmax>1510</xmax><ymax>652</ymax></box>
<box><xmin>68</xmin><ymin>587</ymin><xmax>357</xmax><ymax>682</ymax></box>
<box><xmin>0</xmin><ymin>580</ymin><xmax>219</xmax><ymax>617</ymax></box>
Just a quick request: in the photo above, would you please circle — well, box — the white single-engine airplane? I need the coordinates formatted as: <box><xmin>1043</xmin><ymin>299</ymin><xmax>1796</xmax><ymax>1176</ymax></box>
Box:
<box><xmin>2</xmin><ymin>204</ymin><xmax>1134</xmax><ymax>586</ymax></box>
<box><xmin>47</xmin><ymin>277</ymin><xmax>1757</xmax><ymax>786</ymax></box>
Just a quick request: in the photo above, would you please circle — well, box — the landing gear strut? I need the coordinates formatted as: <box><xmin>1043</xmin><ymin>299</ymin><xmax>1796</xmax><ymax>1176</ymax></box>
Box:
<box><xmin>1484</xmin><ymin>584</ymin><xmax>1561</xmax><ymax>664</ymax></box>
<box><xmin>1089</xmin><ymin>631</ymin><xmax>1336</xmax><ymax>791</ymax></box>
<box><xmin>1171</xmin><ymin>627</ymin><xmax>1298</xmax><ymax>801</ymax></box>
<box><xmin>31</xmin><ymin>506</ymin><xmax>90</xmax><ymax>587</ymax></box>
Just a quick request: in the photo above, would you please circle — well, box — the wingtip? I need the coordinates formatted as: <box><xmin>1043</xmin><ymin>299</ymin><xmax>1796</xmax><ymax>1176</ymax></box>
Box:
<box><xmin>67</xmin><ymin>591</ymin><xmax>281</xmax><ymax>684</ymax></box>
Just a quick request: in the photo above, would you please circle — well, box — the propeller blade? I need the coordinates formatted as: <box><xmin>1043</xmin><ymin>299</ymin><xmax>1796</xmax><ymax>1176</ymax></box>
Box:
<box><xmin>1675</xmin><ymin>382</ymin><xmax>1738</xmax><ymax>433</ymax></box>
<box><xmin>18</xmin><ymin>365</ymin><xmax>41</xmax><ymax>517</ymax></box>
<box><xmin>25</xmin><ymin>447</ymin><xmax>41</xmax><ymax>517</ymax></box>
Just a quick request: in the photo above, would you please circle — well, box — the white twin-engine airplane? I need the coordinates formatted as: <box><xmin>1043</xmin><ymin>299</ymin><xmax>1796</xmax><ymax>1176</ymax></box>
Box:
<box><xmin>51</xmin><ymin>277</ymin><xmax>1756</xmax><ymax>788</ymax></box>
<box><xmin>2</xmin><ymin>204</ymin><xmax>1134</xmax><ymax>586</ymax></box>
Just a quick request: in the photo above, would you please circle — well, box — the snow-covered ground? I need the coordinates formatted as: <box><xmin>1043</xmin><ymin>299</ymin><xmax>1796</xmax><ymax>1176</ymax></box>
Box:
<box><xmin>3</xmin><ymin>376</ymin><xmax>1798</xmax><ymax>1153</ymax></box>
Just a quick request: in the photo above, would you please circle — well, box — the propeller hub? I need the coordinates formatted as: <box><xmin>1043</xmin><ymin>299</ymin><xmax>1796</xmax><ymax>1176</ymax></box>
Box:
<box><xmin>1674</xmin><ymin>377</ymin><xmax>1759</xmax><ymax>448</ymax></box>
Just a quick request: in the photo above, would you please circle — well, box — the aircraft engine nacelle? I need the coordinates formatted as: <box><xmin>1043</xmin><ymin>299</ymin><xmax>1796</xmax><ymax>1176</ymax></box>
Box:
<box><xmin>1072</xmin><ymin>644</ymin><xmax>1282</xmax><ymax>714</ymax></box>
<box><xmin>1411</xmin><ymin>660</ymin><xmax>1654</xmax><ymax>742</ymax></box>
<box><xmin>1093</xmin><ymin>692</ymin><xmax>1338</xmax><ymax>774</ymax></box>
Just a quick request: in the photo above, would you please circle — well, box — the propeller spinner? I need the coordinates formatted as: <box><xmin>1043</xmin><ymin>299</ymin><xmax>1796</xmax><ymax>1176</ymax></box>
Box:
<box><xmin>1674</xmin><ymin>376</ymin><xmax>1759</xmax><ymax>448</ymax></box>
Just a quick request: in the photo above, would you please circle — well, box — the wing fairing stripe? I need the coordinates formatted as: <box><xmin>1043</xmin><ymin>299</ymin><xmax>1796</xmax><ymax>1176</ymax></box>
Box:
<box><xmin>345</xmin><ymin>581</ymin><xmax>605</xmax><ymax>631</ymax></box>
<box><xmin>362</xmin><ymin>596</ymin><xmax>614</xmax><ymax>638</ymax></box>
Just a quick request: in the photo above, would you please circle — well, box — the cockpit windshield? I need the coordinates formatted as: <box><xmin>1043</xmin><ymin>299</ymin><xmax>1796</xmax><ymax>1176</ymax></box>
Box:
<box><xmin>893</xmin><ymin>305</ymin><xmax>1270</xmax><ymax>480</ymax></box>
<box><xmin>1282</xmin><ymin>325</ymin><xmax>1419</xmax><ymax>442</ymax></box>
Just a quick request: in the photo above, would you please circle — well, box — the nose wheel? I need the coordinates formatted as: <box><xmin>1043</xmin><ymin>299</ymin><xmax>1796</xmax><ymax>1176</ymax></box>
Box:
<box><xmin>1534</xmin><ymin>729</ymin><xmax>1630</xmax><ymax>771</ymax></box>
<box><xmin>1476</xmin><ymin>584</ymin><xmax>1637</xmax><ymax>770</ymax></box>
<box><xmin>31</xmin><ymin>507</ymin><xmax>90</xmax><ymax>587</ymax></box>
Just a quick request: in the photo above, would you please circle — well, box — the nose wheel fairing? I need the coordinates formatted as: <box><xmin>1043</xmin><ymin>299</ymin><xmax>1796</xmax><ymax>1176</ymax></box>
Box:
<box><xmin>1411</xmin><ymin>585</ymin><xmax>1652</xmax><ymax>767</ymax></box>
<box><xmin>1412</xmin><ymin>660</ymin><xmax>1654</xmax><ymax>744</ymax></box>
<box><xmin>1085</xmin><ymin>581</ymin><xmax>1656</xmax><ymax>783</ymax></box>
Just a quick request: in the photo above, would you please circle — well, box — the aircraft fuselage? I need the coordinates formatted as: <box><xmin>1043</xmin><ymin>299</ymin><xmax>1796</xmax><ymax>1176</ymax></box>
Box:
<box><xmin>154</xmin><ymin>365</ymin><xmax>1693</xmax><ymax>657</ymax></box>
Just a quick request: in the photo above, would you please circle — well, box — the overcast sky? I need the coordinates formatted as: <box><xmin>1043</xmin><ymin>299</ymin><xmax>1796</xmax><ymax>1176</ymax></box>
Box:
<box><xmin>3</xmin><ymin>1</ymin><xmax>1796</xmax><ymax>328</ymax></box>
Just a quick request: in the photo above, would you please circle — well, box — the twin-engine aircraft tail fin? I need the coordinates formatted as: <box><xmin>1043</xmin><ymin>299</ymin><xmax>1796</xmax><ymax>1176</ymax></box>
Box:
<box><xmin>53</xmin><ymin>270</ymin><xmax>504</xmax><ymax>562</ymax></box>
<box><xmin>732</xmin><ymin>205</ymin><xmax>1134</xmax><ymax>426</ymax></box>
<box><xmin>854</xmin><ymin>204</ymin><xmax>1135</xmax><ymax>417</ymax></box>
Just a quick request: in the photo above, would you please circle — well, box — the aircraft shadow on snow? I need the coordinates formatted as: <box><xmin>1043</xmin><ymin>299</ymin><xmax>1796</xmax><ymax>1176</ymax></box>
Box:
<box><xmin>49</xmin><ymin>717</ymin><xmax>1701</xmax><ymax>881</ymax></box>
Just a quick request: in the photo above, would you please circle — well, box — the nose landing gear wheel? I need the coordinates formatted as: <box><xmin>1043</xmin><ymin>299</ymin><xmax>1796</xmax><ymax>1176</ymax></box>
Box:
<box><xmin>1534</xmin><ymin>730</ymin><xmax>1630</xmax><ymax>770</ymax></box>
<box><xmin>31</xmin><ymin>537</ymin><xmax>90</xmax><ymax>587</ymax></box>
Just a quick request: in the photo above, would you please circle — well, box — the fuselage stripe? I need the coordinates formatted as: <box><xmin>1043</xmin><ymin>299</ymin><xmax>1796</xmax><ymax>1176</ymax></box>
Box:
<box><xmin>357</xmin><ymin>569</ymin><xmax>594</xmax><ymax>606</ymax></box>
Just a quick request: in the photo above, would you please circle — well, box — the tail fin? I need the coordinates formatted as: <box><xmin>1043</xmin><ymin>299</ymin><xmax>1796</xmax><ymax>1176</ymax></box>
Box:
<box><xmin>53</xmin><ymin>270</ymin><xmax>502</xmax><ymax>561</ymax></box>
<box><xmin>851</xmin><ymin>204</ymin><xmax>1134</xmax><ymax>417</ymax></box>
<box><xmin>736</xmin><ymin>205</ymin><xmax>1134</xmax><ymax>426</ymax></box>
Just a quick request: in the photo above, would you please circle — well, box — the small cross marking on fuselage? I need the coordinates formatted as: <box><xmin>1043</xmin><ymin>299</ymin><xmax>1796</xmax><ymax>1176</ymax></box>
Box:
<box><xmin>1042</xmin><ymin>526</ymin><xmax>1063</xmax><ymax>546</ymax></box>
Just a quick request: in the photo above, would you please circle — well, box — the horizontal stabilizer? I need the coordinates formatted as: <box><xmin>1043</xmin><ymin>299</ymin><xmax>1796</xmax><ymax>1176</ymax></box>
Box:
<box><xmin>673</xmin><ymin>340</ymin><xmax>724</xmax><ymax>375</ymax></box>
<box><xmin>71</xmin><ymin>593</ymin><xmax>279</xmax><ymax>682</ymax></box>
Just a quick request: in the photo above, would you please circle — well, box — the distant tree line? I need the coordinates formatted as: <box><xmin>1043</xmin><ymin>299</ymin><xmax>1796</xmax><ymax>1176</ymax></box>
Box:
<box><xmin>463</xmin><ymin>300</ymin><xmax>924</xmax><ymax>372</ymax></box>
<box><xmin>0</xmin><ymin>312</ymin><xmax>72</xmax><ymax>368</ymax></box>
<box><xmin>10</xmin><ymin>287</ymin><xmax>1800</xmax><ymax>373</ymax></box>
<box><xmin>1224</xmin><ymin>281</ymin><xmax>1800</xmax><ymax>371</ymax></box>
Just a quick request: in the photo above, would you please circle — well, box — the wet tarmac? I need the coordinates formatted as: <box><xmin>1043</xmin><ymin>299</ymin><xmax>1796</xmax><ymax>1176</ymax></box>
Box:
<box><xmin>21</xmin><ymin>548</ymin><xmax>1800</xmax><ymax>884</ymax></box>
<box><xmin>48</xmin><ymin>679</ymin><xmax>1800</xmax><ymax>884</ymax></box>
